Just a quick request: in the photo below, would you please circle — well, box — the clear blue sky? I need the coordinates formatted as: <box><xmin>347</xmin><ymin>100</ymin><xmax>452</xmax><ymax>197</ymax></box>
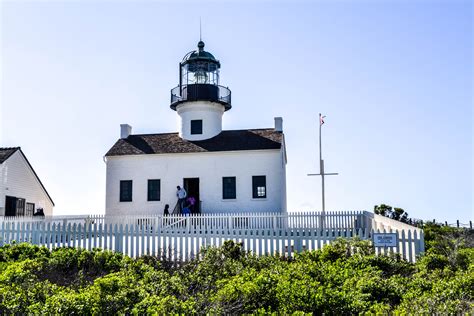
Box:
<box><xmin>1</xmin><ymin>1</ymin><xmax>472</xmax><ymax>222</ymax></box>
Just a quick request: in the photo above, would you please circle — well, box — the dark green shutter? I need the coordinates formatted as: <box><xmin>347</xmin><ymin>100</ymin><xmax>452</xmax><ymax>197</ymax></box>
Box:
<box><xmin>148</xmin><ymin>179</ymin><xmax>161</xmax><ymax>201</ymax></box>
<box><xmin>222</xmin><ymin>177</ymin><xmax>236</xmax><ymax>199</ymax></box>
<box><xmin>120</xmin><ymin>180</ymin><xmax>133</xmax><ymax>202</ymax></box>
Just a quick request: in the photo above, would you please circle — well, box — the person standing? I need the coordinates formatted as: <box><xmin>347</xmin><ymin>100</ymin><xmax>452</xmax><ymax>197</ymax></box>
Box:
<box><xmin>187</xmin><ymin>196</ymin><xmax>196</xmax><ymax>214</ymax></box>
<box><xmin>176</xmin><ymin>186</ymin><xmax>187</xmax><ymax>212</ymax></box>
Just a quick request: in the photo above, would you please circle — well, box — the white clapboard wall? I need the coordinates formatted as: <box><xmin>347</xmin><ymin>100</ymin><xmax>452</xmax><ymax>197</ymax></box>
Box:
<box><xmin>0</xmin><ymin>211</ymin><xmax>424</xmax><ymax>262</ymax></box>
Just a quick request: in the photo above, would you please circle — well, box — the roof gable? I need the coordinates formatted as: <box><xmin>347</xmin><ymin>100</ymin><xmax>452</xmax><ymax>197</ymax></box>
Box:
<box><xmin>0</xmin><ymin>147</ymin><xmax>55</xmax><ymax>206</ymax></box>
<box><xmin>0</xmin><ymin>147</ymin><xmax>20</xmax><ymax>164</ymax></box>
<box><xmin>105</xmin><ymin>129</ymin><xmax>283</xmax><ymax>157</ymax></box>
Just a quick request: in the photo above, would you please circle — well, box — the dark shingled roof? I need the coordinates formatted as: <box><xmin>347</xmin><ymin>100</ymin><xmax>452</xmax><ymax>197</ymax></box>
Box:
<box><xmin>105</xmin><ymin>129</ymin><xmax>283</xmax><ymax>157</ymax></box>
<box><xmin>0</xmin><ymin>147</ymin><xmax>20</xmax><ymax>164</ymax></box>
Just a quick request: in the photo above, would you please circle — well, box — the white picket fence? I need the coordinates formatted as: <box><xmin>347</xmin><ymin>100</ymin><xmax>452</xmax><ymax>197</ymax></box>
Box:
<box><xmin>0</xmin><ymin>211</ymin><xmax>366</xmax><ymax>229</ymax></box>
<box><xmin>0</xmin><ymin>211</ymin><xmax>424</xmax><ymax>262</ymax></box>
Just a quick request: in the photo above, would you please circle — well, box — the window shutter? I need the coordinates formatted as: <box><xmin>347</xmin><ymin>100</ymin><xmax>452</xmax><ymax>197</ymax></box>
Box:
<box><xmin>120</xmin><ymin>180</ymin><xmax>133</xmax><ymax>202</ymax></box>
<box><xmin>148</xmin><ymin>179</ymin><xmax>161</xmax><ymax>201</ymax></box>
<box><xmin>222</xmin><ymin>177</ymin><xmax>236</xmax><ymax>199</ymax></box>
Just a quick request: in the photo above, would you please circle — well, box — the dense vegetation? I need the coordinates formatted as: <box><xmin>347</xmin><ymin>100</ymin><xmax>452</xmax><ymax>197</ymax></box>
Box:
<box><xmin>374</xmin><ymin>204</ymin><xmax>410</xmax><ymax>223</ymax></box>
<box><xmin>0</xmin><ymin>224</ymin><xmax>472</xmax><ymax>314</ymax></box>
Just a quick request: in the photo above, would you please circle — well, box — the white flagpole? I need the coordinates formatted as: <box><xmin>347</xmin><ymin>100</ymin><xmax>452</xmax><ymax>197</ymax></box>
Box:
<box><xmin>308</xmin><ymin>114</ymin><xmax>338</xmax><ymax>229</ymax></box>
<box><xmin>319</xmin><ymin>113</ymin><xmax>325</xmax><ymax>218</ymax></box>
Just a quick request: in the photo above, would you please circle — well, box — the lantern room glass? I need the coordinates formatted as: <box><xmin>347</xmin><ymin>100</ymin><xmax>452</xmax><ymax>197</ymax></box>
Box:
<box><xmin>181</xmin><ymin>62</ymin><xmax>219</xmax><ymax>85</ymax></box>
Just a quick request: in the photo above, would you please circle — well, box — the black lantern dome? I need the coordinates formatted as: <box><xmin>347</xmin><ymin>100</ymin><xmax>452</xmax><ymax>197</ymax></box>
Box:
<box><xmin>170</xmin><ymin>41</ymin><xmax>231</xmax><ymax>111</ymax></box>
<box><xmin>182</xmin><ymin>41</ymin><xmax>220</xmax><ymax>66</ymax></box>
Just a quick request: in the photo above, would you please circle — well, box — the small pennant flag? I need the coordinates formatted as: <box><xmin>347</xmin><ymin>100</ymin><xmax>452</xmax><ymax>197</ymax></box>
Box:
<box><xmin>320</xmin><ymin>114</ymin><xmax>326</xmax><ymax>126</ymax></box>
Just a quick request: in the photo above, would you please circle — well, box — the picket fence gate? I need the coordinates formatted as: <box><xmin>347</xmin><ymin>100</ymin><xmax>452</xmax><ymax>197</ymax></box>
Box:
<box><xmin>0</xmin><ymin>211</ymin><xmax>424</xmax><ymax>262</ymax></box>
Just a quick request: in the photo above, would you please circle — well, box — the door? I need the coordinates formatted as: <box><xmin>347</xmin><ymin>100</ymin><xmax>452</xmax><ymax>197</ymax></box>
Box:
<box><xmin>5</xmin><ymin>196</ymin><xmax>17</xmax><ymax>216</ymax></box>
<box><xmin>183</xmin><ymin>178</ymin><xmax>200</xmax><ymax>214</ymax></box>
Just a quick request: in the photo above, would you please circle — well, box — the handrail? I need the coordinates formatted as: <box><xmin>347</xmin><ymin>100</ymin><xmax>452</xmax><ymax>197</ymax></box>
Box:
<box><xmin>170</xmin><ymin>84</ymin><xmax>231</xmax><ymax>109</ymax></box>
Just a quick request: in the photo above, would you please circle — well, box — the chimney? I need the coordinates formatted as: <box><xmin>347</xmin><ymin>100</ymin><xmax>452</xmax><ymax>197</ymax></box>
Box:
<box><xmin>120</xmin><ymin>124</ymin><xmax>132</xmax><ymax>139</ymax></box>
<box><xmin>274</xmin><ymin>117</ymin><xmax>283</xmax><ymax>132</ymax></box>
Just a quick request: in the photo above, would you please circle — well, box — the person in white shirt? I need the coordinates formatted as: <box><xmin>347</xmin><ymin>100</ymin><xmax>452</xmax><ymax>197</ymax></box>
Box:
<box><xmin>176</xmin><ymin>186</ymin><xmax>187</xmax><ymax>212</ymax></box>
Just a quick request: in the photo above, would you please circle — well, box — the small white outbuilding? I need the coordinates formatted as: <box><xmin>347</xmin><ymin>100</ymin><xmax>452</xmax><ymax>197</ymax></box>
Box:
<box><xmin>0</xmin><ymin>147</ymin><xmax>54</xmax><ymax>216</ymax></box>
<box><xmin>104</xmin><ymin>41</ymin><xmax>287</xmax><ymax>216</ymax></box>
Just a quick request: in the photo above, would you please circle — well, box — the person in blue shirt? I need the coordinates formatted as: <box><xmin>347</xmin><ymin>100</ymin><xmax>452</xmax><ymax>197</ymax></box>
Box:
<box><xmin>176</xmin><ymin>186</ymin><xmax>187</xmax><ymax>213</ymax></box>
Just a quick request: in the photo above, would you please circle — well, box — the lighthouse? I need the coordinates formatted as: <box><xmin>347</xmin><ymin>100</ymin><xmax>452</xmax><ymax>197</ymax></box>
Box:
<box><xmin>105</xmin><ymin>40</ymin><xmax>287</xmax><ymax>216</ymax></box>
<box><xmin>171</xmin><ymin>41</ymin><xmax>231</xmax><ymax>141</ymax></box>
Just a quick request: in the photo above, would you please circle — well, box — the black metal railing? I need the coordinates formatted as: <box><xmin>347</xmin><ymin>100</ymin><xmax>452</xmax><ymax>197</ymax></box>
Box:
<box><xmin>170</xmin><ymin>84</ymin><xmax>231</xmax><ymax>110</ymax></box>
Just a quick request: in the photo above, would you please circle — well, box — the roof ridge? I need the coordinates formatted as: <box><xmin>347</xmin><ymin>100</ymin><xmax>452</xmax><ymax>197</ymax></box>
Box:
<box><xmin>0</xmin><ymin>146</ymin><xmax>20</xmax><ymax>150</ymax></box>
<box><xmin>130</xmin><ymin>128</ymin><xmax>275</xmax><ymax>137</ymax></box>
<box><xmin>131</xmin><ymin>132</ymin><xmax>178</xmax><ymax>137</ymax></box>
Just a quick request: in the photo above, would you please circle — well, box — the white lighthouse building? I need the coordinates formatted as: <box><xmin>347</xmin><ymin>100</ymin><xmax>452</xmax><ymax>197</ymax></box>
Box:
<box><xmin>105</xmin><ymin>41</ymin><xmax>287</xmax><ymax>216</ymax></box>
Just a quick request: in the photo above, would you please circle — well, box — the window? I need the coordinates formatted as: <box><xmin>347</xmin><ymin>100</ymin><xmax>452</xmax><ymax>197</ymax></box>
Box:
<box><xmin>26</xmin><ymin>203</ymin><xmax>35</xmax><ymax>217</ymax></box>
<box><xmin>191</xmin><ymin>120</ymin><xmax>203</xmax><ymax>134</ymax></box>
<box><xmin>222</xmin><ymin>177</ymin><xmax>236</xmax><ymax>199</ymax></box>
<box><xmin>120</xmin><ymin>180</ymin><xmax>133</xmax><ymax>202</ymax></box>
<box><xmin>252</xmin><ymin>176</ymin><xmax>266</xmax><ymax>199</ymax></box>
<box><xmin>16</xmin><ymin>198</ymin><xmax>25</xmax><ymax>216</ymax></box>
<box><xmin>148</xmin><ymin>179</ymin><xmax>161</xmax><ymax>201</ymax></box>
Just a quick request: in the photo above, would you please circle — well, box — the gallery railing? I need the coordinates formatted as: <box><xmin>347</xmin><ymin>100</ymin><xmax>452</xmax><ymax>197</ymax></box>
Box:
<box><xmin>170</xmin><ymin>84</ymin><xmax>231</xmax><ymax>109</ymax></box>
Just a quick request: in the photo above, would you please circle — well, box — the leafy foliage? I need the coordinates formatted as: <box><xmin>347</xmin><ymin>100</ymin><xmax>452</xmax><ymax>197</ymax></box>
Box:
<box><xmin>0</xmin><ymin>234</ymin><xmax>472</xmax><ymax>314</ymax></box>
<box><xmin>374</xmin><ymin>204</ymin><xmax>410</xmax><ymax>223</ymax></box>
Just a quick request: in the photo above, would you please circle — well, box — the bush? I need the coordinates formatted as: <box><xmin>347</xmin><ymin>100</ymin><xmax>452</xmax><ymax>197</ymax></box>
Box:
<box><xmin>0</xmin><ymin>237</ymin><xmax>472</xmax><ymax>314</ymax></box>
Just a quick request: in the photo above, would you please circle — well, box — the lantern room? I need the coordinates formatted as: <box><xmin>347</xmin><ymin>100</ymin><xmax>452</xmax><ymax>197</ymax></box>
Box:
<box><xmin>170</xmin><ymin>41</ymin><xmax>231</xmax><ymax>111</ymax></box>
<box><xmin>182</xmin><ymin>41</ymin><xmax>219</xmax><ymax>85</ymax></box>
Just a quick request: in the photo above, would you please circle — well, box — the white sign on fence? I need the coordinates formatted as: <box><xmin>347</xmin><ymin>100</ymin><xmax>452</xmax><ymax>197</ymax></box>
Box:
<box><xmin>373</xmin><ymin>233</ymin><xmax>397</xmax><ymax>247</ymax></box>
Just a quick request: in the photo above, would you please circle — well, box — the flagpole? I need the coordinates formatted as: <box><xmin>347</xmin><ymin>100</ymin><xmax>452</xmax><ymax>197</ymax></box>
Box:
<box><xmin>319</xmin><ymin>113</ymin><xmax>322</xmax><ymax>163</ymax></box>
<box><xmin>308</xmin><ymin>114</ymin><xmax>338</xmax><ymax>229</ymax></box>
<box><xmin>319</xmin><ymin>113</ymin><xmax>326</xmax><ymax>226</ymax></box>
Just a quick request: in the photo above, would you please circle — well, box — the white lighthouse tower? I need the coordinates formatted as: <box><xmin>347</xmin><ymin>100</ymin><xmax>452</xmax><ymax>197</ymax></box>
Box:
<box><xmin>170</xmin><ymin>40</ymin><xmax>231</xmax><ymax>141</ymax></box>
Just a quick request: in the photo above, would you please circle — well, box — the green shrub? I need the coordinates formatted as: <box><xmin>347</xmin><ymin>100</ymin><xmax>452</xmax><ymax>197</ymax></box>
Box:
<box><xmin>0</xmin><ymin>235</ymin><xmax>472</xmax><ymax>314</ymax></box>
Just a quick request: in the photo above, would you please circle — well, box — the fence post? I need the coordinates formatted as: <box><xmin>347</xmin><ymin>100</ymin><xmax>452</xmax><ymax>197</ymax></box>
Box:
<box><xmin>106</xmin><ymin>223</ymin><xmax>111</xmax><ymax>251</ymax></box>
<box><xmin>98</xmin><ymin>223</ymin><xmax>103</xmax><ymax>249</ymax></box>
<box><xmin>419</xmin><ymin>229</ymin><xmax>425</xmax><ymax>254</ymax></box>
<box><xmin>457</xmin><ymin>220</ymin><xmax>459</xmax><ymax>228</ymax></box>
<box><xmin>407</xmin><ymin>230</ymin><xmax>413</xmax><ymax>263</ymax></box>
<box><xmin>470</xmin><ymin>221</ymin><xmax>473</xmax><ymax>229</ymax></box>
<box><xmin>228</xmin><ymin>216</ymin><xmax>233</xmax><ymax>231</ymax></box>
<box><xmin>206</xmin><ymin>233</ymin><xmax>211</xmax><ymax>247</ymax></box>
<box><xmin>0</xmin><ymin>222</ymin><xmax>4</xmax><ymax>247</ymax></box>
<box><xmin>400</xmin><ymin>229</ymin><xmax>406</xmax><ymax>261</ymax></box>
<box><xmin>114</xmin><ymin>224</ymin><xmax>119</xmax><ymax>253</ymax></box>
<box><xmin>413</xmin><ymin>230</ymin><xmax>420</xmax><ymax>262</ymax></box>
<box><xmin>294</xmin><ymin>229</ymin><xmax>303</xmax><ymax>253</ymax></box>
<box><xmin>87</xmin><ymin>222</ymin><xmax>93</xmax><ymax>251</ymax></box>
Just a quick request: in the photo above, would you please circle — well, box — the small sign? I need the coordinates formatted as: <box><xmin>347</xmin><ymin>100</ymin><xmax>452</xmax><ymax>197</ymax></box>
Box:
<box><xmin>373</xmin><ymin>233</ymin><xmax>398</xmax><ymax>247</ymax></box>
